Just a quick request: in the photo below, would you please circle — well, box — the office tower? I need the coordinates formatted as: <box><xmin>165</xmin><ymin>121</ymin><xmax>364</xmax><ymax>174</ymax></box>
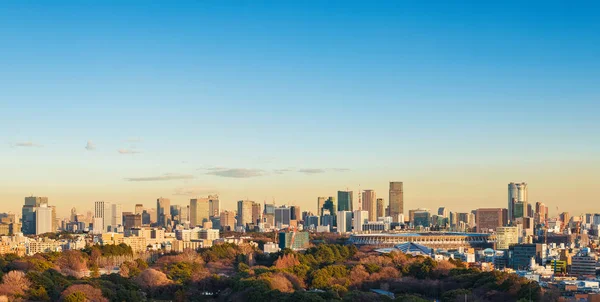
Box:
<box><xmin>70</xmin><ymin>207</ymin><xmax>77</xmax><ymax>222</ymax></box>
<box><xmin>322</xmin><ymin>197</ymin><xmax>336</xmax><ymax>223</ymax></box>
<box><xmin>180</xmin><ymin>205</ymin><xmax>190</xmax><ymax>223</ymax></box>
<box><xmin>527</xmin><ymin>203</ymin><xmax>533</xmax><ymax>218</ymax></box>
<box><xmin>413</xmin><ymin>209</ymin><xmax>431</xmax><ymax>227</ymax></box>
<box><xmin>170</xmin><ymin>205</ymin><xmax>181</xmax><ymax>223</ymax></box>
<box><xmin>337</xmin><ymin>190</ymin><xmax>353</xmax><ymax>212</ymax></box>
<box><xmin>560</xmin><ymin>212</ymin><xmax>570</xmax><ymax>231</ymax></box>
<box><xmin>362</xmin><ymin>190</ymin><xmax>376</xmax><ymax>221</ymax></box>
<box><xmin>111</xmin><ymin>204</ymin><xmax>122</xmax><ymax>229</ymax></box>
<box><xmin>208</xmin><ymin>195</ymin><xmax>220</xmax><ymax>217</ymax></box>
<box><xmin>353</xmin><ymin>210</ymin><xmax>369</xmax><ymax>233</ymax></box>
<box><xmin>438</xmin><ymin>207</ymin><xmax>449</xmax><ymax>218</ymax></box>
<box><xmin>264</xmin><ymin>203</ymin><xmax>275</xmax><ymax>215</ymax></box>
<box><xmin>476</xmin><ymin>208</ymin><xmax>506</xmax><ymax>232</ymax></box>
<box><xmin>495</xmin><ymin>226</ymin><xmax>519</xmax><ymax>250</ymax></box>
<box><xmin>220</xmin><ymin>210</ymin><xmax>236</xmax><ymax>231</ymax></box>
<box><xmin>389</xmin><ymin>182</ymin><xmax>404</xmax><ymax>221</ymax></box>
<box><xmin>252</xmin><ymin>202</ymin><xmax>262</xmax><ymax>224</ymax></box>
<box><xmin>317</xmin><ymin>197</ymin><xmax>326</xmax><ymax>215</ymax></box>
<box><xmin>22</xmin><ymin>196</ymin><xmax>48</xmax><ymax>234</ymax></box>
<box><xmin>376</xmin><ymin>198</ymin><xmax>384</xmax><ymax>219</ymax></box>
<box><xmin>141</xmin><ymin>210</ymin><xmax>151</xmax><ymax>225</ymax></box>
<box><xmin>123</xmin><ymin>213</ymin><xmax>142</xmax><ymax>229</ymax></box>
<box><xmin>51</xmin><ymin>206</ymin><xmax>57</xmax><ymax>232</ymax></box>
<box><xmin>535</xmin><ymin>202</ymin><xmax>548</xmax><ymax>225</ymax></box>
<box><xmin>190</xmin><ymin>198</ymin><xmax>210</xmax><ymax>227</ymax></box>
<box><xmin>290</xmin><ymin>206</ymin><xmax>301</xmax><ymax>221</ymax></box>
<box><xmin>514</xmin><ymin>202</ymin><xmax>527</xmax><ymax>219</ymax></box>
<box><xmin>237</xmin><ymin>200</ymin><xmax>253</xmax><ymax>227</ymax></box>
<box><xmin>336</xmin><ymin>211</ymin><xmax>353</xmax><ymax>233</ymax></box>
<box><xmin>508</xmin><ymin>182</ymin><xmax>528</xmax><ymax>221</ymax></box>
<box><xmin>134</xmin><ymin>204</ymin><xmax>144</xmax><ymax>215</ymax></box>
<box><xmin>274</xmin><ymin>206</ymin><xmax>291</xmax><ymax>228</ymax></box>
<box><xmin>94</xmin><ymin>201</ymin><xmax>112</xmax><ymax>232</ymax></box>
<box><xmin>35</xmin><ymin>205</ymin><xmax>53</xmax><ymax>235</ymax></box>
<box><xmin>157</xmin><ymin>198</ymin><xmax>171</xmax><ymax>228</ymax></box>
<box><xmin>305</xmin><ymin>216</ymin><xmax>319</xmax><ymax>229</ymax></box>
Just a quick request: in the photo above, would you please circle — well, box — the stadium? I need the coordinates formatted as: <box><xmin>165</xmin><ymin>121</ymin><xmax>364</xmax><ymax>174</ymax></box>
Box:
<box><xmin>347</xmin><ymin>232</ymin><xmax>495</xmax><ymax>249</ymax></box>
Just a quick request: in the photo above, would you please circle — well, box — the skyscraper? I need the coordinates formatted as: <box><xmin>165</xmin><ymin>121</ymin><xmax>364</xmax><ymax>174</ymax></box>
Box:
<box><xmin>336</xmin><ymin>211</ymin><xmax>353</xmax><ymax>233</ymax></box>
<box><xmin>157</xmin><ymin>198</ymin><xmax>171</xmax><ymax>228</ymax></box>
<box><xmin>237</xmin><ymin>200</ymin><xmax>253</xmax><ymax>227</ymax></box>
<box><xmin>317</xmin><ymin>197</ymin><xmax>326</xmax><ymax>215</ymax></box>
<box><xmin>134</xmin><ymin>204</ymin><xmax>144</xmax><ymax>215</ymax></box>
<box><xmin>111</xmin><ymin>203</ymin><xmax>122</xmax><ymax>229</ymax></box>
<box><xmin>362</xmin><ymin>190</ymin><xmax>376</xmax><ymax>221</ymax></box>
<box><xmin>94</xmin><ymin>201</ymin><xmax>112</xmax><ymax>232</ymax></box>
<box><xmin>274</xmin><ymin>206</ymin><xmax>291</xmax><ymax>228</ymax></box>
<box><xmin>22</xmin><ymin>196</ymin><xmax>48</xmax><ymax>234</ymax></box>
<box><xmin>337</xmin><ymin>190</ymin><xmax>353</xmax><ymax>212</ymax></box>
<box><xmin>190</xmin><ymin>198</ymin><xmax>210</xmax><ymax>227</ymax></box>
<box><xmin>208</xmin><ymin>195</ymin><xmax>220</xmax><ymax>217</ymax></box>
<box><xmin>389</xmin><ymin>182</ymin><xmax>404</xmax><ymax>222</ymax></box>
<box><xmin>220</xmin><ymin>210</ymin><xmax>236</xmax><ymax>231</ymax></box>
<box><xmin>438</xmin><ymin>207</ymin><xmax>449</xmax><ymax>218</ymax></box>
<box><xmin>376</xmin><ymin>198</ymin><xmax>384</xmax><ymax>219</ymax></box>
<box><xmin>35</xmin><ymin>204</ymin><xmax>53</xmax><ymax>235</ymax></box>
<box><xmin>252</xmin><ymin>202</ymin><xmax>262</xmax><ymax>224</ymax></box>
<box><xmin>476</xmin><ymin>208</ymin><xmax>507</xmax><ymax>232</ymax></box>
<box><xmin>508</xmin><ymin>182</ymin><xmax>528</xmax><ymax>221</ymax></box>
<box><xmin>353</xmin><ymin>210</ymin><xmax>369</xmax><ymax>233</ymax></box>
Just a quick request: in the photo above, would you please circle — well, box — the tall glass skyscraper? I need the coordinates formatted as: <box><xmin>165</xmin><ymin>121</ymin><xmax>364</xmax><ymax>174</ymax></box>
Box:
<box><xmin>337</xmin><ymin>190</ymin><xmax>353</xmax><ymax>212</ymax></box>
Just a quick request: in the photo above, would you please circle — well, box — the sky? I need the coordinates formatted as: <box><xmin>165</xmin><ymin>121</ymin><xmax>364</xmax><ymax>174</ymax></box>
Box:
<box><xmin>1</xmin><ymin>1</ymin><xmax>599</xmax><ymax>217</ymax></box>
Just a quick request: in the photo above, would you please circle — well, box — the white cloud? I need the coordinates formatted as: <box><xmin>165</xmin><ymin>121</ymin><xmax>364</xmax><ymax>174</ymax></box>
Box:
<box><xmin>206</xmin><ymin>168</ymin><xmax>265</xmax><ymax>178</ymax></box>
<box><xmin>118</xmin><ymin>148</ymin><xmax>141</xmax><ymax>154</ymax></box>
<box><xmin>85</xmin><ymin>140</ymin><xmax>96</xmax><ymax>151</ymax></box>
<box><xmin>298</xmin><ymin>168</ymin><xmax>326</xmax><ymax>174</ymax></box>
<box><xmin>125</xmin><ymin>173</ymin><xmax>193</xmax><ymax>182</ymax></box>
<box><xmin>14</xmin><ymin>142</ymin><xmax>42</xmax><ymax>147</ymax></box>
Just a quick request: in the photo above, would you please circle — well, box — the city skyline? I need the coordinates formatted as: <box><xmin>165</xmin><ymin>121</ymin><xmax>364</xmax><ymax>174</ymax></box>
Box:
<box><xmin>2</xmin><ymin>1</ymin><xmax>599</xmax><ymax>216</ymax></box>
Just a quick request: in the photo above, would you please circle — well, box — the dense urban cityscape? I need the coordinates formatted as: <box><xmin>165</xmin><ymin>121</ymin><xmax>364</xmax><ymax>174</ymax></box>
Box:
<box><xmin>0</xmin><ymin>181</ymin><xmax>596</xmax><ymax>301</ymax></box>
<box><xmin>3</xmin><ymin>1</ymin><xmax>599</xmax><ymax>301</ymax></box>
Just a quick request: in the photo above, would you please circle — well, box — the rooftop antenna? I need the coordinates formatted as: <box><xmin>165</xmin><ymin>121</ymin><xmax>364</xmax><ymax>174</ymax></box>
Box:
<box><xmin>358</xmin><ymin>184</ymin><xmax>362</xmax><ymax>211</ymax></box>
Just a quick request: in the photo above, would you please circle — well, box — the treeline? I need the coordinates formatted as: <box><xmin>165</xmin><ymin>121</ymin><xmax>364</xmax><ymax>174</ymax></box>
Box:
<box><xmin>0</xmin><ymin>242</ymin><xmax>559</xmax><ymax>301</ymax></box>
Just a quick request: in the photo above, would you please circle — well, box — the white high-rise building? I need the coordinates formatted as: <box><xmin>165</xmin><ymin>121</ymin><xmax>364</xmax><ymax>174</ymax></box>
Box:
<box><xmin>94</xmin><ymin>201</ymin><xmax>113</xmax><ymax>232</ymax></box>
<box><xmin>508</xmin><ymin>182</ymin><xmax>528</xmax><ymax>222</ymax></box>
<box><xmin>35</xmin><ymin>205</ymin><xmax>53</xmax><ymax>235</ymax></box>
<box><xmin>337</xmin><ymin>211</ymin><xmax>352</xmax><ymax>233</ymax></box>
<box><xmin>353</xmin><ymin>210</ymin><xmax>369</xmax><ymax>233</ymax></box>
<box><xmin>111</xmin><ymin>204</ymin><xmax>122</xmax><ymax>229</ymax></box>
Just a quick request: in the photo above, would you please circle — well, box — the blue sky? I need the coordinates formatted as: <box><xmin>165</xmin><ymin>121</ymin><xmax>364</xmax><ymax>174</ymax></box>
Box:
<box><xmin>1</xmin><ymin>1</ymin><xmax>599</xmax><ymax>216</ymax></box>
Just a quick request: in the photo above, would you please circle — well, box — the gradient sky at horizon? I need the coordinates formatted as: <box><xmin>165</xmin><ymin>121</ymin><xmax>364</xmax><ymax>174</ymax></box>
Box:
<box><xmin>1</xmin><ymin>1</ymin><xmax>599</xmax><ymax>217</ymax></box>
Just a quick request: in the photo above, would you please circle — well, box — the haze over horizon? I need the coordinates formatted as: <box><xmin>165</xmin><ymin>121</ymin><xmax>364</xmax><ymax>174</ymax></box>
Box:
<box><xmin>2</xmin><ymin>1</ymin><xmax>599</xmax><ymax>217</ymax></box>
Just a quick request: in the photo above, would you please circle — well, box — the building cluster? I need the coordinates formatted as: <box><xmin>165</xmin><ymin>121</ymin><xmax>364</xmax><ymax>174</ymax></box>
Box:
<box><xmin>4</xmin><ymin>180</ymin><xmax>599</xmax><ymax>299</ymax></box>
